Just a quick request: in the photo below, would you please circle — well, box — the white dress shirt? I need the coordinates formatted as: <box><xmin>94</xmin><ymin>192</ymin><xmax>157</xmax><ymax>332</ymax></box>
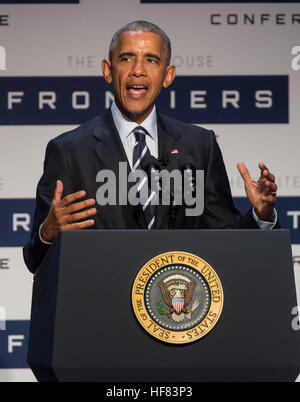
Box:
<box><xmin>111</xmin><ymin>101</ymin><xmax>158</xmax><ymax>169</ymax></box>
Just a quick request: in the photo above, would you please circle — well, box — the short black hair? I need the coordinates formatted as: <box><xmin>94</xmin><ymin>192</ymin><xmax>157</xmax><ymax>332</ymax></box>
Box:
<box><xmin>109</xmin><ymin>20</ymin><xmax>172</xmax><ymax>65</ymax></box>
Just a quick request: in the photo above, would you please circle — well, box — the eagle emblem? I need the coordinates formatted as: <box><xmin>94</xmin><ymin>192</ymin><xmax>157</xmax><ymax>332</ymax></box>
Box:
<box><xmin>132</xmin><ymin>251</ymin><xmax>223</xmax><ymax>344</ymax></box>
<box><xmin>156</xmin><ymin>273</ymin><xmax>200</xmax><ymax>322</ymax></box>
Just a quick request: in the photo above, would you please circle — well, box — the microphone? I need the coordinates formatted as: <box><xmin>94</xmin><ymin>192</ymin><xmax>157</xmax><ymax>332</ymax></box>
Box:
<box><xmin>159</xmin><ymin>153</ymin><xmax>170</xmax><ymax>167</ymax></box>
<box><xmin>177</xmin><ymin>154</ymin><xmax>196</xmax><ymax>196</ymax></box>
<box><xmin>141</xmin><ymin>155</ymin><xmax>163</xmax><ymax>194</ymax></box>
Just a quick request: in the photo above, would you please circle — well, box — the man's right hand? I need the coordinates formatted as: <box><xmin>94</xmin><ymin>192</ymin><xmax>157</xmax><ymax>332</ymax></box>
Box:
<box><xmin>40</xmin><ymin>180</ymin><xmax>96</xmax><ymax>243</ymax></box>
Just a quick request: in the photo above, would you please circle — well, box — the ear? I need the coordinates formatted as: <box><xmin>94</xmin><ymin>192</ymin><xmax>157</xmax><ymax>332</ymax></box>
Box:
<box><xmin>163</xmin><ymin>65</ymin><xmax>176</xmax><ymax>89</ymax></box>
<box><xmin>102</xmin><ymin>59</ymin><xmax>112</xmax><ymax>84</ymax></box>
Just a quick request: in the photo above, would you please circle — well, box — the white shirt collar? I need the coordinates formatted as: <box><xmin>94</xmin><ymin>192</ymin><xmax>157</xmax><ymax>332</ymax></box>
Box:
<box><xmin>111</xmin><ymin>101</ymin><xmax>158</xmax><ymax>143</ymax></box>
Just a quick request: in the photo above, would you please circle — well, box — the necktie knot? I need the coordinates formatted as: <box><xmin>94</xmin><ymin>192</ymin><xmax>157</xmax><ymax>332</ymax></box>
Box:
<box><xmin>133</xmin><ymin>126</ymin><xmax>147</xmax><ymax>143</ymax></box>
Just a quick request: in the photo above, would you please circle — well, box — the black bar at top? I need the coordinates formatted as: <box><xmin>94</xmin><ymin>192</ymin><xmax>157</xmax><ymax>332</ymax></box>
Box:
<box><xmin>0</xmin><ymin>0</ymin><xmax>79</xmax><ymax>4</ymax></box>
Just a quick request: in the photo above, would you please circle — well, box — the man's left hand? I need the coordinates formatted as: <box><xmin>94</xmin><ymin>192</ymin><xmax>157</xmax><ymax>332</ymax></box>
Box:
<box><xmin>237</xmin><ymin>162</ymin><xmax>277</xmax><ymax>222</ymax></box>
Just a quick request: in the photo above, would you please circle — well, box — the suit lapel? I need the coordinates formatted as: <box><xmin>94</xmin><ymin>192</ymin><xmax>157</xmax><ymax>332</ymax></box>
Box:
<box><xmin>92</xmin><ymin>109</ymin><xmax>129</xmax><ymax>173</ymax></box>
<box><xmin>92</xmin><ymin>109</ymin><xmax>146</xmax><ymax>228</ymax></box>
<box><xmin>154</xmin><ymin>112</ymin><xmax>181</xmax><ymax>229</ymax></box>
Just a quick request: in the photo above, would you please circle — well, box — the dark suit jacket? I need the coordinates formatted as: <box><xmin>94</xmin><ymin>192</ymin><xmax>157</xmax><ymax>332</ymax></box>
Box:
<box><xmin>23</xmin><ymin>109</ymin><xmax>260</xmax><ymax>273</ymax></box>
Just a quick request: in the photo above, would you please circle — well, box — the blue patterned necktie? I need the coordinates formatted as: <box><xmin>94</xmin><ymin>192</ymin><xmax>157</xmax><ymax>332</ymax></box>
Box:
<box><xmin>132</xmin><ymin>126</ymin><xmax>156</xmax><ymax>229</ymax></box>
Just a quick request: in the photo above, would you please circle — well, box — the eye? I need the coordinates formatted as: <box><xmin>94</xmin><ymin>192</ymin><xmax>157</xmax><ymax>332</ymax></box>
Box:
<box><xmin>147</xmin><ymin>58</ymin><xmax>158</xmax><ymax>64</ymax></box>
<box><xmin>170</xmin><ymin>289</ymin><xmax>176</xmax><ymax>297</ymax></box>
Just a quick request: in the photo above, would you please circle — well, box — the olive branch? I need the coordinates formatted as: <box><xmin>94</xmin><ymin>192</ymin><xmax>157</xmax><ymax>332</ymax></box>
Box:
<box><xmin>156</xmin><ymin>298</ymin><xmax>167</xmax><ymax>315</ymax></box>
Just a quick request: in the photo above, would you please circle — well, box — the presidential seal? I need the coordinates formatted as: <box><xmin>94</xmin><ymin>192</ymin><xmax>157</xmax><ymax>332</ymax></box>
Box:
<box><xmin>132</xmin><ymin>251</ymin><xmax>223</xmax><ymax>344</ymax></box>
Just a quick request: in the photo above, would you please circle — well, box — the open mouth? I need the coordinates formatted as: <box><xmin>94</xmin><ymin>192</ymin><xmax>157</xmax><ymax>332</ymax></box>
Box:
<box><xmin>127</xmin><ymin>85</ymin><xmax>148</xmax><ymax>97</ymax></box>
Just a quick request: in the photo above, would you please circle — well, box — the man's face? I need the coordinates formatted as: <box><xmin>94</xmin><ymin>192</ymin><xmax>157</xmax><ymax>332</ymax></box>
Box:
<box><xmin>102</xmin><ymin>31</ymin><xmax>176</xmax><ymax>124</ymax></box>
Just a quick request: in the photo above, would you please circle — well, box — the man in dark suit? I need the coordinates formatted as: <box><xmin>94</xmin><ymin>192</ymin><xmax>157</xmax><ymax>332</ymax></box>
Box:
<box><xmin>23</xmin><ymin>21</ymin><xmax>278</xmax><ymax>274</ymax></box>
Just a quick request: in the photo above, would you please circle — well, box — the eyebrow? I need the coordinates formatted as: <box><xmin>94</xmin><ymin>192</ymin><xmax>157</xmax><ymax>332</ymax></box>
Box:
<box><xmin>118</xmin><ymin>52</ymin><xmax>161</xmax><ymax>62</ymax></box>
<box><xmin>118</xmin><ymin>52</ymin><xmax>135</xmax><ymax>59</ymax></box>
<box><xmin>145</xmin><ymin>53</ymin><xmax>161</xmax><ymax>62</ymax></box>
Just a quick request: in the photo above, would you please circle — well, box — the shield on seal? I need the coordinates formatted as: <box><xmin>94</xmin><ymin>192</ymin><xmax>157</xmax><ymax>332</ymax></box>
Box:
<box><xmin>172</xmin><ymin>298</ymin><xmax>184</xmax><ymax>314</ymax></box>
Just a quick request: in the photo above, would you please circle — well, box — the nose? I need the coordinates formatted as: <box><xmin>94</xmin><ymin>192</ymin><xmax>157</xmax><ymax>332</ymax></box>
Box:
<box><xmin>130</xmin><ymin>59</ymin><xmax>146</xmax><ymax>77</ymax></box>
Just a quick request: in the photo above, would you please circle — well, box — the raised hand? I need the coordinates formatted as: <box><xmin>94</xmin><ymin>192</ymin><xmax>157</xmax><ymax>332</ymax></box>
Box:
<box><xmin>237</xmin><ymin>162</ymin><xmax>277</xmax><ymax>222</ymax></box>
<box><xmin>40</xmin><ymin>180</ymin><xmax>96</xmax><ymax>243</ymax></box>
